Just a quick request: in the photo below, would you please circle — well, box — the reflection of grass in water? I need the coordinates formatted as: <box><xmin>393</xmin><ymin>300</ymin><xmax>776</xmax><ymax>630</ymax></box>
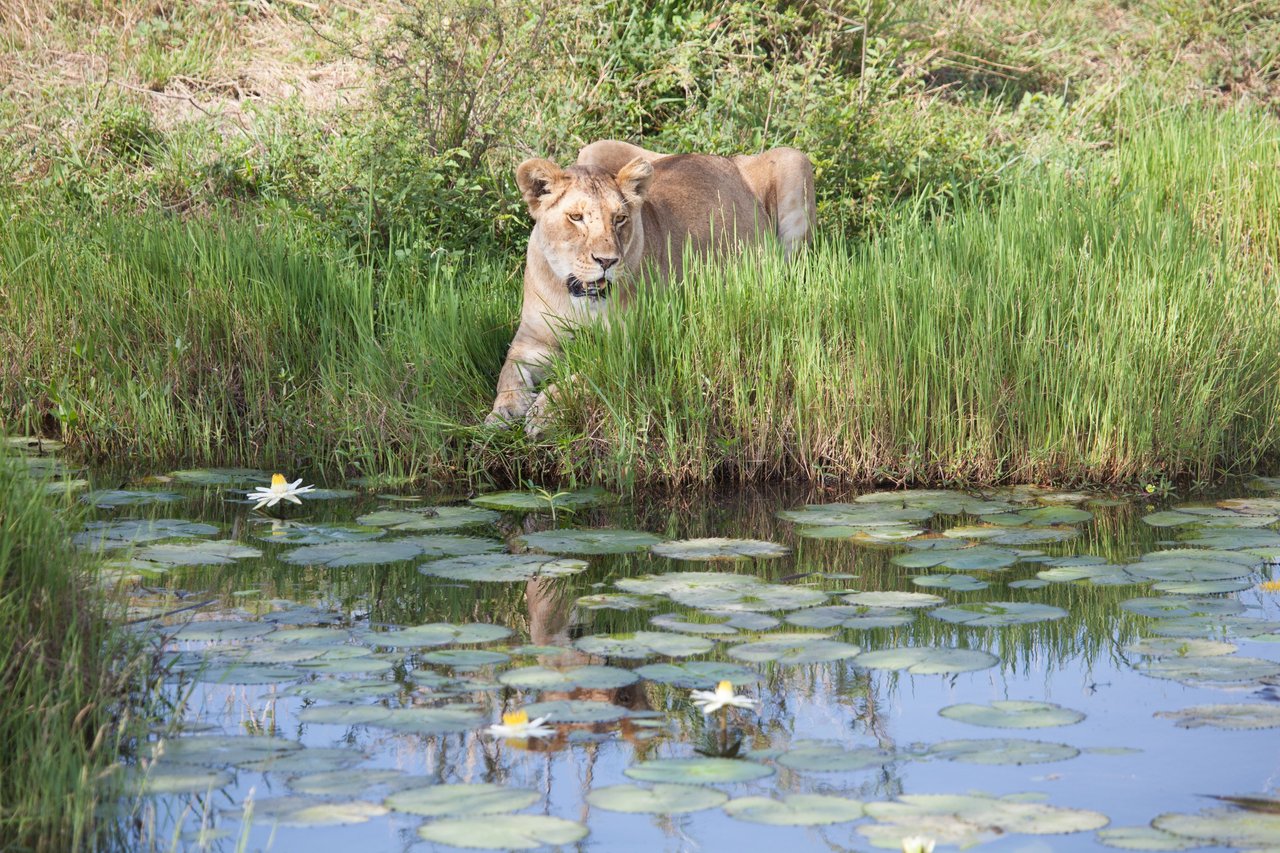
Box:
<box><xmin>4</xmin><ymin>99</ymin><xmax>1279</xmax><ymax>487</ymax></box>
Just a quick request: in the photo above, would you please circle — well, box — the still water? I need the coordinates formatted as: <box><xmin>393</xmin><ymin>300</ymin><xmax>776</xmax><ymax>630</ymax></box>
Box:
<box><xmin>64</xmin><ymin>467</ymin><xmax>1280</xmax><ymax>851</ymax></box>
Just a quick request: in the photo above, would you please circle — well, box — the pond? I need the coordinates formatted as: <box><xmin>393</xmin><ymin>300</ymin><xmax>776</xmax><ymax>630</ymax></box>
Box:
<box><xmin>41</xmin><ymin>458</ymin><xmax>1280</xmax><ymax>850</ymax></box>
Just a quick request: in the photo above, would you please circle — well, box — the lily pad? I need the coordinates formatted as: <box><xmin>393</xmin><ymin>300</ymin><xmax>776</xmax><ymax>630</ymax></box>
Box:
<box><xmin>893</xmin><ymin>545</ymin><xmax>1019</xmax><ymax>571</ymax></box>
<box><xmin>587</xmin><ymin>783</ymin><xmax>728</xmax><ymax>815</ymax></box>
<box><xmin>939</xmin><ymin>701</ymin><xmax>1084</xmax><ymax>728</ymax></box>
<box><xmin>841</xmin><ymin>591</ymin><xmax>945</xmax><ymax>609</ymax></box>
<box><xmin>574</xmin><ymin>631</ymin><xmax>714</xmax><ymax>659</ymax></box>
<box><xmin>651</xmin><ymin>538</ymin><xmax>790</xmax><ymax>561</ymax></box>
<box><xmin>930</xmin><ymin>601</ymin><xmax>1069</xmax><ymax>627</ymax></box>
<box><xmin>861</xmin><ymin>793</ymin><xmax>1109</xmax><ymax>847</ymax></box>
<box><xmin>238</xmin><ymin>747</ymin><xmax>366</xmax><ymax>774</ymax></box>
<box><xmin>417</xmin><ymin>815</ymin><xmax>588</xmax><ymax>849</ymax></box>
<box><xmin>1096</xmin><ymin>826</ymin><xmax>1205</xmax><ymax>850</ymax></box>
<box><xmin>82</xmin><ymin>489</ymin><xmax>184</xmax><ymax>508</ymax></box>
<box><xmin>625</xmin><ymin>757</ymin><xmax>774</xmax><ymax>785</ymax></box>
<box><xmin>1153</xmin><ymin>579</ymin><xmax>1253</xmax><ymax>594</ymax></box>
<box><xmin>281</xmin><ymin>680</ymin><xmax>401</xmax><ymax>702</ymax></box>
<box><xmin>853</xmin><ymin>646</ymin><xmax>999</xmax><ymax>674</ymax></box>
<box><xmin>633</xmin><ymin>661</ymin><xmax>763</xmax><ymax>688</ymax></box>
<box><xmin>356</xmin><ymin>506</ymin><xmax>500</xmax><ymax>531</ymax></box>
<box><xmin>1181</xmin><ymin>529</ymin><xmax>1280</xmax><ymax>551</ymax></box>
<box><xmin>727</xmin><ymin>636</ymin><xmax>860</xmax><ymax>664</ymax></box>
<box><xmin>192</xmin><ymin>663</ymin><xmax>303</xmax><ymax>684</ymax></box>
<box><xmin>576</xmin><ymin>593</ymin><xmax>655</xmax><ymax>611</ymax></box>
<box><xmin>375</xmin><ymin>622</ymin><xmax>512</xmax><ymax>648</ymax></box>
<box><xmin>155</xmin><ymin>735</ymin><xmax>300</xmax><ymax>766</ymax></box>
<box><xmin>1153</xmin><ymin>808</ymin><xmax>1280</xmax><ymax>848</ymax></box>
<box><xmin>253</xmin><ymin>522</ymin><xmax>384</xmax><ymax>545</ymax></box>
<box><xmin>135</xmin><ymin>765</ymin><xmax>234</xmax><ymax>795</ymax></box>
<box><xmin>723</xmin><ymin>794</ymin><xmax>863</xmax><ymax>826</ymax></box>
<box><xmin>912</xmin><ymin>574</ymin><xmax>989</xmax><ymax>591</ymax></box>
<box><xmin>168</xmin><ymin>620</ymin><xmax>275</xmax><ymax>642</ymax></box>
<box><xmin>1151</xmin><ymin>615</ymin><xmax>1280</xmax><ymax>639</ymax></box>
<box><xmin>1120</xmin><ymin>597</ymin><xmax>1244</xmax><ymax>618</ymax></box>
<box><xmin>386</xmin><ymin>783</ymin><xmax>539</xmax><ymax>817</ymax></box>
<box><xmin>73</xmin><ymin>519</ymin><xmax>219</xmax><ymax>549</ymax></box>
<box><xmin>1018</xmin><ymin>505</ymin><xmax>1093</xmax><ymax>524</ymax></box>
<box><xmin>376</xmin><ymin>706</ymin><xmax>487</xmax><ymax>734</ymax></box>
<box><xmin>133</xmin><ymin>540</ymin><xmax>262</xmax><ymax>566</ymax></box>
<box><xmin>225</xmin><ymin>796</ymin><xmax>388</xmax><ymax>827</ymax></box>
<box><xmin>926</xmin><ymin>738</ymin><xmax>1080</xmax><ymax>764</ymax></box>
<box><xmin>1134</xmin><ymin>655</ymin><xmax>1280</xmax><ymax>684</ymax></box>
<box><xmin>517</xmin><ymin>528</ymin><xmax>664</xmax><ymax>554</ymax></box>
<box><xmin>1123</xmin><ymin>638</ymin><xmax>1237</xmax><ymax>657</ymax></box>
<box><xmin>522</xmin><ymin>699</ymin><xmax>628</xmax><ymax>723</ymax></box>
<box><xmin>290</xmin><ymin>769</ymin><xmax>407</xmax><ymax>796</ymax></box>
<box><xmin>785</xmin><ymin>605</ymin><xmax>913</xmax><ymax>630</ymax></box>
<box><xmin>419</xmin><ymin>554</ymin><xmax>588</xmax><ymax>582</ymax></box>
<box><xmin>1155</xmin><ymin>703</ymin><xmax>1280</xmax><ymax>729</ymax></box>
<box><xmin>469</xmin><ymin>487</ymin><xmax>615</xmax><ymax>511</ymax></box>
<box><xmin>298</xmin><ymin>705</ymin><xmax>393</xmax><ymax>726</ymax></box>
<box><xmin>649</xmin><ymin>612</ymin><xmax>778</xmax><ymax>634</ymax></box>
<box><xmin>169</xmin><ymin>467</ymin><xmax>268</xmax><ymax>486</ymax></box>
<box><xmin>777</xmin><ymin>504</ymin><xmax>933</xmax><ymax>527</ymax></box>
<box><xmin>499</xmin><ymin>665</ymin><xmax>638</xmax><ymax>690</ymax></box>
<box><xmin>419</xmin><ymin>649</ymin><xmax>511</xmax><ymax>668</ymax></box>
<box><xmin>777</xmin><ymin>742</ymin><xmax>896</xmax><ymax>773</ymax></box>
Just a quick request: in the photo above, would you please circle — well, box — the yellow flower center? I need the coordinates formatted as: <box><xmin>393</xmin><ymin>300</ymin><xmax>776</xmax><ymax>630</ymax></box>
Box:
<box><xmin>271</xmin><ymin>473</ymin><xmax>287</xmax><ymax>488</ymax></box>
<box><xmin>1261</xmin><ymin>580</ymin><xmax>1280</xmax><ymax>592</ymax></box>
<box><xmin>503</xmin><ymin>709</ymin><xmax>529</xmax><ymax>726</ymax></box>
<box><xmin>716</xmin><ymin>680</ymin><xmax>734</xmax><ymax>696</ymax></box>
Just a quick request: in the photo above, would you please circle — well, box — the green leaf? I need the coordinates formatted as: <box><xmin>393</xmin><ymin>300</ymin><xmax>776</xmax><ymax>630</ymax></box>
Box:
<box><xmin>386</xmin><ymin>783</ymin><xmax>539</xmax><ymax>816</ymax></box>
<box><xmin>625</xmin><ymin>757</ymin><xmax>774</xmax><ymax>784</ymax></box>
<box><xmin>723</xmin><ymin>794</ymin><xmax>863</xmax><ymax>826</ymax></box>
<box><xmin>587</xmin><ymin>783</ymin><xmax>727</xmax><ymax>814</ymax></box>
<box><xmin>417</xmin><ymin>815</ymin><xmax>588</xmax><ymax>849</ymax></box>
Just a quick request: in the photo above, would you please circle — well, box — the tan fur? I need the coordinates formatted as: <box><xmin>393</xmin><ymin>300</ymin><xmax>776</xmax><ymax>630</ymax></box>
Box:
<box><xmin>485</xmin><ymin>140</ymin><xmax>816</xmax><ymax>426</ymax></box>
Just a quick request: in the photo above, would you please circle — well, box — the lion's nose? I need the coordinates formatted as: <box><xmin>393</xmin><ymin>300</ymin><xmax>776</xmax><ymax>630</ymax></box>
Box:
<box><xmin>593</xmin><ymin>255</ymin><xmax>619</xmax><ymax>271</ymax></box>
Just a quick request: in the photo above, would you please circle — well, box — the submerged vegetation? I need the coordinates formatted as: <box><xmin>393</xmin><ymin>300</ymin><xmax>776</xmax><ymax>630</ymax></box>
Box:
<box><xmin>0</xmin><ymin>444</ymin><xmax>144</xmax><ymax>849</ymax></box>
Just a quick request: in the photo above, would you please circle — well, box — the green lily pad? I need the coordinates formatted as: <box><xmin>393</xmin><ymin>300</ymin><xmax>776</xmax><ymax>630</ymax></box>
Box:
<box><xmin>633</xmin><ymin>661</ymin><xmax>763</xmax><ymax>688</ymax></box>
<box><xmin>939</xmin><ymin>701</ymin><xmax>1084</xmax><ymax>728</ymax></box>
<box><xmin>238</xmin><ymin>747</ymin><xmax>366</xmax><ymax>774</ymax></box>
<box><xmin>225</xmin><ymin>796</ymin><xmax>388</xmax><ymax>827</ymax></box>
<box><xmin>723</xmin><ymin>794</ymin><xmax>863</xmax><ymax>826</ymax></box>
<box><xmin>776</xmin><ymin>742</ymin><xmax>896</xmax><ymax>773</ymax></box>
<box><xmin>469</xmin><ymin>487</ymin><xmax>615</xmax><ymax>511</ymax></box>
<box><xmin>796</xmin><ymin>524</ymin><xmax>924</xmax><ymax>542</ymax></box>
<box><xmin>1181</xmin><ymin>528</ymin><xmax>1280</xmax><ymax>550</ymax></box>
<box><xmin>135</xmin><ymin>765</ymin><xmax>234</xmax><ymax>795</ymax></box>
<box><xmin>375</xmin><ymin>622</ymin><xmax>512</xmax><ymax>647</ymax></box>
<box><xmin>293</xmin><ymin>488</ymin><xmax>357</xmax><ymax>500</ymax></box>
<box><xmin>290</xmin><ymin>769</ymin><xmax>407</xmax><ymax>796</ymax></box>
<box><xmin>1120</xmin><ymin>597</ymin><xmax>1244</xmax><ymax>618</ymax></box>
<box><xmin>625</xmin><ymin>757</ymin><xmax>773</xmax><ymax>785</ymax></box>
<box><xmin>522</xmin><ymin>699</ymin><xmax>628</xmax><ymax>723</ymax></box>
<box><xmin>169</xmin><ymin>467</ymin><xmax>268</xmax><ymax>486</ymax></box>
<box><xmin>777</xmin><ymin>504</ymin><xmax>933</xmax><ymax>527</ymax></box>
<box><xmin>386</xmin><ymin>783</ymin><xmax>540</xmax><ymax>817</ymax></box>
<box><xmin>587</xmin><ymin>783</ymin><xmax>728</xmax><ymax>814</ymax></box>
<box><xmin>280</xmin><ymin>680</ymin><xmax>401</xmax><ymax>702</ymax></box>
<box><xmin>576</xmin><ymin>593</ymin><xmax>655</xmax><ymax>611</ymax></box>
<box><xmin>517</xmin><ymin>528</ymin><xmax>664</xmax><ymax>554</ymax></box>
<box><xmin>253</xmin><ymin>522</ymin><xmax>385</xmax><ymax>545</ymax></box>
<box><xmin>853</xmin><ymin>646</ymin><xmax>999</xmax><ymax>674</ymax></box>
<box><xmin>375</xmin><ymin>706</ymin><xmax>487</xmax><ymax>733</ymax></box>
<box><xmin>1126</xmin><ymin>549</ymin><xmax>1259</xmax><ymax>582</ymax></box>
<box><xmin>356</xmin><ymin>506</ymin><xmax>500</xmax><ymax>531</ymax></box>
<box><xmin>574</xmin><ymin>631</ymin><xmax>714</xmax><ymax>659</ymax></box>
<box><xmin>912</xmin><ymin>574</ymin><xmax>989</xmax><ymax>591</ymax></box>
<box><xmin>1008</xmin><ymin>579</ymin><xmax>1050</xmax><ymax>589</ymax></box>
<box><xmin>169</xmin><ymin>620</ymin><xmax>275</xmax><ymax>642</ymax></box>
<box><xmin>81</xmin><ymin>489</ymin><xmax>184</xmax><ymax>507</ymax></box>
<box><xmin>74</xmin><ymin>519</ymin><xmax>219</xmax><ymax>549</ymax></box>
<box><xmin>943</xmin><ymin>526</ymin><xmax>1077</xmax><ymax>546</ymax></box>
<box><xmin>155</xmin><ymin>735</ymin><xmax>300</xmax><ymax>766</ymax></box>
<box><xmin>841</xmin><ymin>591</ymin><xmax>945</xmax><ymax>609</ymax></box>
<box><xmin>649</xmin><ymin>612</ymin><xmax>778</xmax><ymax>634</ymax></box>
<box><xmin>134</xmin><ymin>540</ymin><xmax>262</xmax><ymax>566</ymax></box>
<box><xmin>499</xmin><ymin>665</ymin><xmax>638</xmax><ymax>690</ymax></box>
<box><xmin>727</xmin><ymin>635</ymin><xmax>860</xmax><ymax>664</ymax></box>
<box><xmin>1151</xmin><ymin>615</ymin><xmax>1280</xmax><ymax>638</ymax></box>
<box><xmin>894</xmin><ymin>545</ymin><xmax>1019</xmax><ymax>571</ymax></box>
<box><xmin>1155</xmin><ymin>703</ymin><xmax>1280</xmax><ymax>729</ymax></box>
<box><xmin>284</xmin><ymin>536</ymin><xmax>497</xmax><ymax>568</ymax></box>
<box><xmin>1123</xmin><ymin>638</ymin><xmax>1237</xmax><ymax>657</ymax></box>
<box><xmin>1134</xmin><ymin>655</ymin><xmax>1280</xmax><ymax>684</ymax></box>
<box><xmin>1036</xmin><ymin>564</ymin><xmax>1136</xmax><ymax>585</ymax></box>
<box><xmin>192</xmin><ymin>664</ymin><xmax>303</xmax><ymax>684</ymax></box>
<box><xmin>785</xmin><ymin>605</ymin><xmax>913</xmax><ymax>630</ymax></box>
<box><xmin>1096</xmin><ymin>826</ymin><xmax>1204</xmax><ymax>850</ymax></box>
<box><xmin>1019</xmin><ymin>505</ymin><xmax>1094</xmax><ymax>524</ymax></box>
<box><xmin>419</xmin><ymin>649</ymin><xmax>510</xmax><ymax>668</ymax></box>
<box><xmin>927</xmin><ymin>738</ymin><xmax>1079</xmax><ymax>764</ymax></box>
<box><xmin>402</xmin><ymin>535</ymin><xmax>506</xmax><ymax>558</ymax></box>
<box><xmin>861</xmin><ymin>793</ymin><xmax>1109</xmax><ymax>847</ymax></box>
<box><xmin>298</xmin><ymin>705</ymin><xmax>393</xmax><ymax>726</ymax></box>
<box><xmin>930</xmin><ymin>601</ymin><xmax>1069</xmax><ymax>627</ymax></box>
<box><xmin>419</xmin><ymin>554</ymin><xmax>588</xmax><ymax>582</ymax></box>
<box><xmin>417</xmin><ymin>815</ymin><xmax>588</xmax><ymax>850</ymax></box>
<box><xmin>1142</xmin><ymin>510</ymin><xmax>1204</xmax><ymax>528</ymax></box>
<box><xmin>651</xmin><ymin>538</ymin><xmax>789</xmax><ymax>561</ymax></box>
<box><xmin>1153</xmin><ymin>579</ymin><xmax>1253</xmax><ymax>594</ymax></box>
<box><xmin>41</xmin><ymin>478</ymin><xmax>89</xmax><ymax>496</ymax></box>
<box><xmin>1153</xmin><ymin>808</ymin><xmax>1280</xmax><ymax>847</ymax></box>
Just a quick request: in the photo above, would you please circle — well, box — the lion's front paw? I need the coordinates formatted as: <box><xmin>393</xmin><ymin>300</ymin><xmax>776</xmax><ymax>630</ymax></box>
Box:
<box><xmin>485</xmin><ymin>392</ymin><xmax>534</xmax><ymax>428</ymax></box>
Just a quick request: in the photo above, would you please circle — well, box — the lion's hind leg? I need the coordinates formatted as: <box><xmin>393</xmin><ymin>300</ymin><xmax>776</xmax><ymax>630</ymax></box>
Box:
<box><xmin>734</xmin><ymin>147</ymin><xmax>816</xmax><ymax>257</ymax></box>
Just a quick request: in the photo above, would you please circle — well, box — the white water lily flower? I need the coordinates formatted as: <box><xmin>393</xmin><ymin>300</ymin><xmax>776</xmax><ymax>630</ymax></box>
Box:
<box><xmin>690</xmin><ymin>680</ymin><xmax>759</xmax><ymax>714</ymax></box>
<box><xmin>249</xmin><ymin>474</ymin><xmax>315</xmax><ymax>510</ymax></box>
<box><xmin>901</xmin><ymin>837</ymin><xmax>936</xmax><ymax>853</ymax></box>
<box><xmin>486</xmin><ymin>709</ymin><xmax>556</xmax><ymax>740</ymax></box>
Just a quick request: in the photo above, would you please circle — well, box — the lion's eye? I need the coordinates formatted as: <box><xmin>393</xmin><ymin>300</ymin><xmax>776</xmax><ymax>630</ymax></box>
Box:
<box><xmin>614</xmin><ymin>215</ymin><xmax>629</xmax><ymax>226</ymax></box>
<box><xmin>567</xmin><ymin>212</ymin><xmax>584</xmax><ymax>223</ymax></box>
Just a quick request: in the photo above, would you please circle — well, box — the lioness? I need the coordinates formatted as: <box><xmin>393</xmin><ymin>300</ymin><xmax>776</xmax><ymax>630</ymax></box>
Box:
<box><xmin>485</xmin><ymin>140</ymin><xmax>815</xmax><ymax>427</ymax></box>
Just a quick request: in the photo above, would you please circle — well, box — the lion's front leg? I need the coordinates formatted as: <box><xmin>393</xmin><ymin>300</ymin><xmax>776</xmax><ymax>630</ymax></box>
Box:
<box><xmin>485</xmin><ymin>328</ymin><xmax>554</xmax><ymax>426</ymax></box>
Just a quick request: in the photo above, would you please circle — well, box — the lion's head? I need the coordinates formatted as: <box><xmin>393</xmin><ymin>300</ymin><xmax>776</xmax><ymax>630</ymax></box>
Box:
<box><xmin>515</xmin><ymin>156</ymin><xmax>653</xmax><ymax>300</ymax></box>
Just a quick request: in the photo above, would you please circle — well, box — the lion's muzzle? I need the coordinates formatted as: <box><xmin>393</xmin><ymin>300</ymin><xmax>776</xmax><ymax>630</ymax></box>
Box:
<box><xmin>566</xmin><ymin>275</ymin><xmax>611</xmax><ymax>300</ymax></box>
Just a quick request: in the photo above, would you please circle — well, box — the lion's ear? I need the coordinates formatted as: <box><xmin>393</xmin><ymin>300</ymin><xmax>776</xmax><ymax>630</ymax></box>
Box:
<box><xmin>515</xmin><ymin>158</ymin><xmax>565</xmax><ymax>216</ymax></box>
<box><xmin>615</xmin><ymin>157</ymin><xmax>654</xmax><ymax>205</ymax></box>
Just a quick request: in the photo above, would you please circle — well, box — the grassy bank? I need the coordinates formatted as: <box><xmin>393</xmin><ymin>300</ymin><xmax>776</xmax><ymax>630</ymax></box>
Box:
<box><xmin>3</xmin><ymin>95</ymin><xmax>1277</xmax><ymax>488</ymax></box>
<box><xmin>0</xmin><ymin>449</ymin><xmax>144</xmax><ymax>849</ymax></box>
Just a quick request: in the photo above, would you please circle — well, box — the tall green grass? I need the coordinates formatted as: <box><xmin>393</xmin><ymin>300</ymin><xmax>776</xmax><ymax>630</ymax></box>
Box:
<box><xmin>0</xmin><ymin>453</ymin><xmax>143</xmax><ymax>850</ymax></box>
<box><xmin>2</xmin><ymin>97</ymin><xmax>1277</xmax><ymax>487</ymax></box>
